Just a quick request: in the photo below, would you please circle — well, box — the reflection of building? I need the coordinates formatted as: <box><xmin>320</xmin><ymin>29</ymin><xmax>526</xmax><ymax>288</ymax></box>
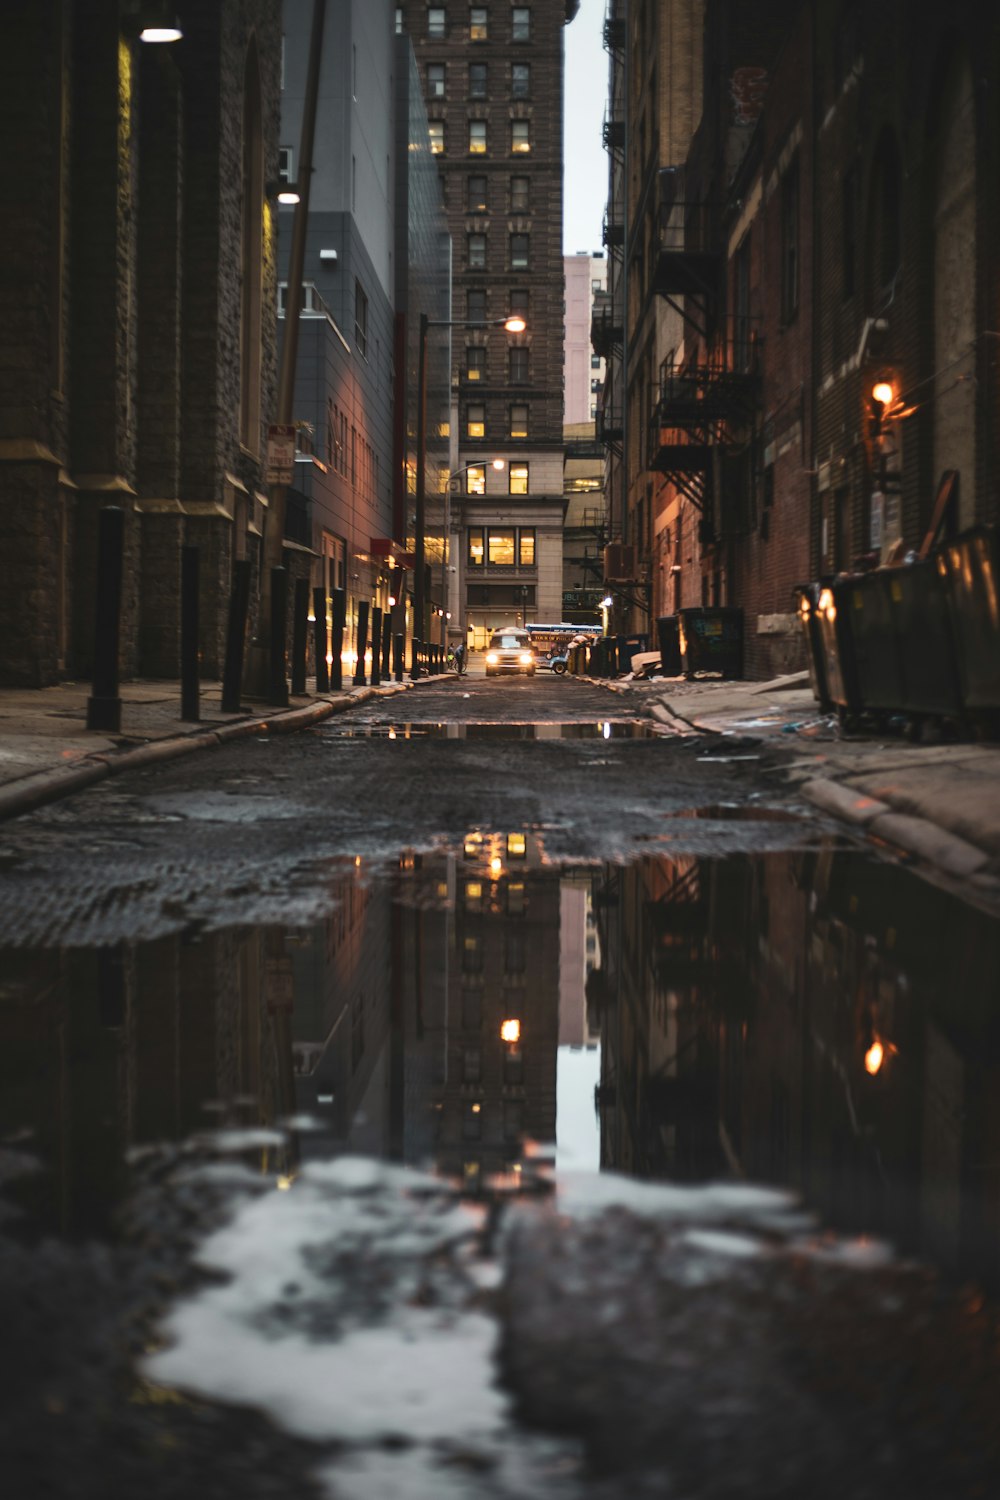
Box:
<box><xmin>593</xmin><ymin>846</ymin><xmax>1000</xmax><ymax>1287</ymax></box>
<box><xmin>564</xmin><ymin>253</ymin><xmax>606</xmax><ymax>425</ymax></box>
<box><xmin>559</xmin><ymin>874</ymin><xmax>600</xmax><ymax>1047</ymax></box>
<box><xmin>562</xmin><ymin>422</ymin><xmax>607</xmax><ymax>625</ymax></box>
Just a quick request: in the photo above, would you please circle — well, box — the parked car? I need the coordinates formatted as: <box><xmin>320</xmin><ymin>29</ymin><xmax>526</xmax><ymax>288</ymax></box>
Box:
<box><xmin>484</xmin><ymin>628</ymin><xmax>536</xmax><ymax>676</ymax></box>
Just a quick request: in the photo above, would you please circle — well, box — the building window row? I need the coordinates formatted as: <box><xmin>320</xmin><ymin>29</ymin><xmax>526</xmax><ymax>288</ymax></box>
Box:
<box><xmin>426</xmin><ymin>7</ymin><xmax>531</xmax><ymax>41</ymax></box>
<box><xmin>466</xmin><ymin>287</ymin><xmax>529</xmax><ymax>323</ymax></box>
<box><xmin>465</xmin><ymin>402</ymin><xmax>529</xmax><ymax>438</ymax></box>
<box><xmin>466</xmin><ymin>461</ymin><xmax>530</xmax><ymax>494</ymax></box>
<box><xmin>465</xmin><ymin>230</ymin><xmax>530</xmax><ymax>270</ymax></box>
<box><xmin>463</xmin><ymin>346</ymin><xmax>529</xmax><ymax>383</ymax></box>
<box><xmin>467</xmin><ymin>175</ymin><xmax>530</xmax><ymax>213</ymax></box>
<box><xmin>428</xmin><ymin>119</ymin><xmax>531</xmax><ymax>156</ymax></box>
<box><xmin>426</xmin><ymin>62</ymin><xmax>530</xmax><ymax>99</ymax></box>
<box><xmin>468</xmin><ymin>527</ymin><xmax>536</xmax><ymax>567</ymax></box>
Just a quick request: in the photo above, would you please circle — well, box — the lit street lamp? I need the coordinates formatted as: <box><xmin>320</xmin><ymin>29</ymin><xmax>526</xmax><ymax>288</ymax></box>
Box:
<box><xmin>413</xmin><ymin>313</ymin><xmax>526</xmax><ymax>679</ymax></box>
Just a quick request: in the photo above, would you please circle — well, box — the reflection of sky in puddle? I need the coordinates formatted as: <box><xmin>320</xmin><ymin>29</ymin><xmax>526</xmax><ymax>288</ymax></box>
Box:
<box><xmin>325</xmin><ymin>720</ymin><xmax>654</xmax><ymax>741</ymax></box>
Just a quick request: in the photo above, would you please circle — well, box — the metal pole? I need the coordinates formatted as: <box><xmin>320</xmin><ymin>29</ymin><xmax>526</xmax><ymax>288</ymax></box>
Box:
<box><xmin>269</xmin><ymin>566</ymin><xmax>289</xmax><ymax>707</ymax></box>
<box><xmin>353</xmin><ymin>599</ymin><xmax>369</xmax><ymax>686</ymax></box>
<box><xmin>222</xmin><ymin>559</ymin><xmax>251</xmax><ymax>713</ymax></box>
<box><xmin>180</xmin><ymin>544</ymin><xmax>200</xmax><ymax>721</ymax></box>
<box><xmin>329</xmin><ymin>587</ymin><xmax>345</xmax><ymax>691</ymax></box>
<box><xmin>313</xmin><ymin>585</ymin><xmax>329</xmax><ymax>693</ymax></box>
<box><xmin>412</xmin><ymin>311</ymin><xmax>428</xmax><ymax>679</ymax></box>
<box><xmin>291</xmin><ymin>576</ymin><xmax>309</xmax><ymax>695</ymax></box>
<box><xmin>370</xmin><ymin>605</ymin><xmax>382</xmax><ymax>686</ymax></box>
<box><xmin>86</xmin><ymin>506</ymin><xmax>124</xmax><ymax>731</ymax></box>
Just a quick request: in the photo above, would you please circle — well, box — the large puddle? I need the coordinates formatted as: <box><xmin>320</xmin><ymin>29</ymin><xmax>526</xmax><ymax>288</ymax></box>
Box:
<box><xmin>323</xmin><ymin>719</ymin><xmax>656</xmax><ymax>739</ymax></box>
<box><xmin>2</xmin><ymin>833</ymin><xmax>999</xmax><ymax>1288</ymax></box>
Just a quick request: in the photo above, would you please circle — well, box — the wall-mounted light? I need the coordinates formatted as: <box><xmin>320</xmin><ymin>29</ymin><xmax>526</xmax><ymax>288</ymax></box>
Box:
<box><xmin>319</xmin><ymin>248</ymin><xmax>339</xmax><ymax>265</ymax></box>
<box><xmin>125</xmin><ymin>4</ymin><xmax>183</xmax><ymax>41</ymax></box>
<box><xmin>267</xmin><ymin>181</ymin><xmax>301</xmax><ymax>205</ymax></box>
<box><xmin>871</xmin><ymin>380</ymin><xmax>895</xmax><ymax>407</ymax></box>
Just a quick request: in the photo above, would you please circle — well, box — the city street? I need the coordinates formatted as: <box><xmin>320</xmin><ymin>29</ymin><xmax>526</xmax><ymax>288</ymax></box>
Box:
<box><xmin>2</xmin><ymin>674</ymin><xmax>1000</xmax><ymax>1498</ymax></box>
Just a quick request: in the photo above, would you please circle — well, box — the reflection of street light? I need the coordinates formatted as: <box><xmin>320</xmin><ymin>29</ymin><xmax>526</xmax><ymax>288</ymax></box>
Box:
<box><xmin>414</xmin><ymin>313</ymin><xmax>527</xmax><ymax>680</ymax></box>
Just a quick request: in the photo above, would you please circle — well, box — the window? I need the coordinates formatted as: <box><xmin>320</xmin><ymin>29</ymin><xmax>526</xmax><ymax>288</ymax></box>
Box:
<box><xmin>468</xmin><ymin>174</ymin><xmax>487</xmax><ymax>212</ymax></box>
<box><xmin>354</xmin><ymin>280</ymin><xmax>368</xmax><ymax>358</ymax></box>
<box><xmin>466</xmin><ymin>403</ymin><xmax>485</xmax><ymax>438</ymax></box>
<box><xmin>468</xmin><ymin>232</ymin><xmax>487</xmax><ymax>268</ymax></box>
<box><xmin>466</xmin><ymin>463</ymin><xmax>486</xmax><ymax>493</ymax></box>
<box><xmin>428</xmin><ymin>120</ymin><xmax>444</xmax><ymax>155</ymax></box>
<box><xmin>462</xmin><ymin>990</ymin><xmax>481</xmax><ymax>1029</ymax></box>
<box><xmin>734</xmin><ymin>231</ymin><xmax>752</xmax><ymax>371</ymax></box>
<box><xmin>503</xmin><ymin>1101</ymin><xmax>523</xmax><ymax>1141</ymax></box>
<box><xmin>511</xmin><ymin>120</ymin><xmax>530</xmax><ymax>154</ymax></box>
<box><xmin>505</xmin><ymin>931</ymin><xmax>526</xmax><ymax>973</ymax></box>
<box><xmin>512</xmin><ymin>62</ymin><xmax>530</xmax><ymax>97</ymax></box>
<box><xmin>463</xmin><ymin>1103</ymin><xmax>482</xmax><ymax>1141</ymax></box>
<box><xmin>509</xmin><ymin>288</ymin><xmax>529</xmax><ymax>320</ymax></box>
<box><xmin>510</xmin><ymin>232</ymin><xmax>529</xmax><ymax>269</ymax></box>
<box><xmin>278</xmin><ymin>145</ymin><xmax>294</xmax><ymax>182</ymax></box>
<box><xmin>395</xmin><ymin>8</ymin><xmax>403</xmax><ymax>34</ymax></box>
<box><xmin>467</xmin><ymin>287</ymin><xmax>487</xmax><ymax>322</ymax></box>
<box><xmin>591</xmin><ymin>354</ymin><xmax>601</xmax><ymax>368</ymax></box>
<box><xmin>465</xmin><ymin>346</ymin><xmax>486</xmax><ymax>381</ymax></box>
<box><xmin>469</xmin><ymin>120</ymin><xmax>487</xmax><ymax>154</ymax></box>
<box><xmin>427</xmin><ymin>62</ymin><xmax>445</xmax><ymax>96</ymax></box>
<box><xmin>464</xmin><ymin>878</ymin><xmax>484</xmax><ymax>911</ymax></box>
<box><xmin>842</xmin><ymin>165</ymin><xmax>858</xmax><ymax>298</ymax></box>
<box><xmin>470</xmin><ymin>6</ymin><xmax>487</xmax><ymax>40</ymax></box>
<box><xmin>469</xmin><ymin>61</ymin><xmax>487</xmax><ymax>97</ymax></box>
<box><xmin>509</xmin><ymin>463</ymin><xmax>529</xmax><ymax>495</ymax></box>
<box><xmin>518</xmin><ymin>528</ymin><xmax>535</xmax><ymax>565</ymax></box>
<box><xmin>512</xmin><ymin>6</ymin><xmax>530</xmax><ymax>40</ymax></box>
<box><xmin>509</xmin><ymin>403</ymin><xmax>528</xmax><ymax>438</ymax></box>
<box><xmin>462</xmin><ymin>934</ymin><xmax>482</xmax><ymax>973</ymax></box>
<box><xmin>506</xmin><ymin>880</ymin><xmax>525</xmax><ymax>914</ymax></box>
<box><xmin>510</xmin><ymin>175</ymin><xmax>529</xmax><ymax>211</ymax></box>
<box><xmin>780</xmin><ymin>154</ymin><xmax>799</xmax><ymax>324</ymax></box>
<box><xmin>489</xmin><ymin>529</ymin><xmax>516</xmax><ymax>566</ymax></box>
<box><xmin>509</xmin><ymin>346</ymin><xmax>529</xmax><ymax>383</ymax></box>
<box><xmin>428</xmin><ymin>7</ymin><xmax>446</xmax><ymax>38</ymax></box>
<box><xmin>468</xmin><ymin>528</ymin><xmax>485</xmax><ymax>565</ymax></box>
<box><xmin>462</xmin><ymin>1046</ymin><xmax>481</xmax><ymax>1081</ymax></box>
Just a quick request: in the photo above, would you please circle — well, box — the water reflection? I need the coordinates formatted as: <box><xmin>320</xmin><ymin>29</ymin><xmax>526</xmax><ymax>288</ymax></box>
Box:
<box><xmin>2</xmin><ymin>837</ymin><xmax>999</xmax><ymax>1286</ymax></box>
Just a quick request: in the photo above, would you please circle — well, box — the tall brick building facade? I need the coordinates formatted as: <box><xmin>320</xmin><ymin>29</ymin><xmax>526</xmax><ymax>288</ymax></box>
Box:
<box><xmin>398</xmin><ymin>0</ymin><xmax>578</xmax><ymax>646</ymax></box>
<box><xmin>0</xmin><ymin>1</ymin><xmax>282</xmax><ymax>687</ymax></box>
<box><xmin>598</xmin><ymin>0</ymin><xmax>1000</xmax><ymax>679</ymax></box>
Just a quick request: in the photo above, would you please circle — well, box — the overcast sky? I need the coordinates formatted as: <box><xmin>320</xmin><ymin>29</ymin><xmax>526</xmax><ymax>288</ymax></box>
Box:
<box><xmin>563</xmin><ymin>0</ymin><xmax>609</xmax><ymax>255</ymax></box>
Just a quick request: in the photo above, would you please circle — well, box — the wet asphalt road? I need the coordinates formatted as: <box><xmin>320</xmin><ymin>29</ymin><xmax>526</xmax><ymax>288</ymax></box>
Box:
<box><xmin>0</xmin><ymin>674</ymin><xmax>817</xmax><ymax>947</ymax></box>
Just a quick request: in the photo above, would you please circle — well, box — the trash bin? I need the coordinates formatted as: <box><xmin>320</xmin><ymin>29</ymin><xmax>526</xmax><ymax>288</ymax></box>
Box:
<box><xmin>840</xmin><ymin>571</ymin><xmax>906</xmax><ymax>715</ymax></box>
<box><xmin>886</xmin><ymin>560</ymin><xmax>962</xmax><ymax>720</ymax></box>
<box><xmin>617</xmin><ymin>634</ymin><xmax>648</xmax><ymax>672</ymax></box>
<box><xmin>792</xmin><ymin>584</ymin><xmax>832</xmax><ymax>712</ymax></box>
<box><xmin>657</xmin><ymin>616</ymin><xmax>682</xmax><ymax>676</ymax></box>
<box><xmin>678</xmin><ymin>608</ymin><xmax>743</xmax><ymax>678</ymax></box>
<box><xmin>936</xmin><ymin>525</ymin><xmax>1000</xmax><ymax>713</ymax></box>
<box><xmin>814</xmin><ymin>582</ymin><xmax>864</xmax><ymax>725</ymax></box>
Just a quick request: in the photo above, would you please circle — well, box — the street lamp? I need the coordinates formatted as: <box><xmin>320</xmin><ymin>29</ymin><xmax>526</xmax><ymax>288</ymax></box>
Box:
<box><xmin>413</xmin><ymin>313</ymin><xmax>526</xmax><ymax>679</ymax></box>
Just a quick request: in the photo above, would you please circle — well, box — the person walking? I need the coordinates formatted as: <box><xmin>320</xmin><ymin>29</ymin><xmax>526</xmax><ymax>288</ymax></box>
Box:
<box><xmin>454</xmin><ymin>641</ymin><xmax>467</xmax><ymax>675</ymax></box>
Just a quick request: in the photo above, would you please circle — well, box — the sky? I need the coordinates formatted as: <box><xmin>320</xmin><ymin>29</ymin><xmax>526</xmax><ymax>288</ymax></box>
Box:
<box><xmin>563</xmin><ymin>0</ymin><xmax>610</xmax><ymax>255</ymax></box>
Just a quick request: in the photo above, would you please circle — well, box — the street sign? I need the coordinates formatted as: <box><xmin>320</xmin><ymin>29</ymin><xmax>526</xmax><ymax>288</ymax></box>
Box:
<box><xmin>266</xmin><ymin>423</ymin><xmax>296</xmax><ymax>484</ymax></box>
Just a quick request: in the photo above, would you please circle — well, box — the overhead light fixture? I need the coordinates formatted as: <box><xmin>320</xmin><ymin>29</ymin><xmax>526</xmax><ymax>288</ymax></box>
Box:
<box><xmin>127</xmin><ymin>4</ymin><xmax>183</xmax><ymax>42</ymax></box>
<box><xmin>267</xmin><ymin>180</ymin><xmax>301</xmax><ymax>205</ymax></box>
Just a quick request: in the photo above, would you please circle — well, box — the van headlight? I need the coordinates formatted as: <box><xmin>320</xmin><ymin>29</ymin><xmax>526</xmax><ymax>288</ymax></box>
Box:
<box><xmin>486</xmin><ymin>651</ymin><xmax>499</xmax><ymax>665</ymax></box>
<box><xmin>519</xmin><ymin>652</ymin><xmax>533</xmax><ymax>666</ymax></box>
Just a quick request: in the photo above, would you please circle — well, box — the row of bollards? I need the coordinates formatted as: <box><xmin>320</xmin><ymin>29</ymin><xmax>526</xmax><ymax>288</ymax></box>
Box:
<box><xmin>85</xmin><ymin>507</ymin><xmax>423</xmax><ymax>730</ymax></box>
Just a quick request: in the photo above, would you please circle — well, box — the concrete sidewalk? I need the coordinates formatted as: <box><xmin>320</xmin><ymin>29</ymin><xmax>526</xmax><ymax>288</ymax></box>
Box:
<box><xmin>607</xmin><ymin>668</ymin><xmax>1000</xmax><ymax>900</ymax></box>
<box><xmin>0</xmin><ymin>676</ymin><xmax>413</xmax><ymax>822</ymax></box>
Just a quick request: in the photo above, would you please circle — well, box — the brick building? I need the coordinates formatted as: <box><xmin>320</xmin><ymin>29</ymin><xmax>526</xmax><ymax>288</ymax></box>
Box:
<box><xmin>597</xmin><ymin>0</ymin><xmax>1000</xmax><ymax>679</ymax></box>
<box><xmin>0</xmin><ymin>1</ymin><xmax>283</xmax><ymax>687</ymax></box>
<box><xmin>398</xmin><ymin>0</ymin><xmax>578</xmax><ymax>648</ymax></box>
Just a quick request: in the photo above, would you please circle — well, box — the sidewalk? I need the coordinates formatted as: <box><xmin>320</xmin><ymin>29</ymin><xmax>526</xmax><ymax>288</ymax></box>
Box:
<box><xmin>0</xmin><ymin>676</ymin><xmax>412</xmax><ymax>822</ymax></box>
<box><xmin>607</xmin><ymin>668</ymin><xmax>1000</xmax><ymax>899</ymax></box>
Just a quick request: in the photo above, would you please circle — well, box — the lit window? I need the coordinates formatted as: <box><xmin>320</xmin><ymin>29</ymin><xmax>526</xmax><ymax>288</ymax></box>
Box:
<box><xmin>428</xmin><ymin>7</ymin><xmax>446</xmax><ymax>38</ymax></box>
<box><xmin>511</xmin><ymin>120</ymin><xmax>530</xmax><ymax>154</ymax></box>
<box><xmin>467</xmin><ymin>403</ymin><xmax>485</xmax><ymax>438</ymax></box>
<box><xmin>462</xmin><ymin>934</ymin><xmax>483</xmax><ymax>972</ymax></box>
<box><xmin>469</xmin><ymin>120</ymin><xmax>487</xmax><ymax>154</ymax></box>
<box><xmin>469</xmin><ymin>61</ymin><xmax>487</xmax><ymax>97</ymax></box>
<box><xmin>468</xmin><ymin>174</ymin><xmax>487</xmax><ymax>212</ymax></box>
<box><xmin>507</xmin><ymin>881</ymin><xmax>525</xmax><ymax>914</ymax></box>
<box><xmin>512</xmin><ymin>7</ymin><xmax>530</xmax><ymax>41</ymax></box>
<box><xmin>465</xmin><ymin>347</ymin><xmax>486</xmax><ymax>382</ymax></box>
<box><xmin>510</xmin><ymin>175</ymin><xmax>529</xmax><ymax>212</ymax></box>
<box><xmin>509</xmin><ymin>346</ymin><xmax>529</xmax><ymax>383</ymax></box>
<box><xmin>512</xmin><ymin>62</ymin><xmax>530</xmax><ymax>97</ymax></box>
<box><xmin>427</xmin><ymin>62</ymin><xmax>445</xmax><ymax>96</ymax></box>
<box><xmin>428</xmin><ymin>120</ymin><xmax>444</xmax><ymax>155</ymax></box>
<box><xmin>468</xmin><ymin>232</ymin><xmax>487</xmax><ymax>268</ymax></box>
<box><xmin>509</xmin><ymin>463</ymin><xmax>529</xmax><ymax>495</ymax></box>
<box><xmin>470</xmin><ymin>6</ymin><xmax>487</xmax><ymax>40</ymax></box>
<box><xmin>507</xmin><ymin>832</ymin><xmax>526</xmax><ymax>857</ymax></box>
<box><xmin>509</xmin><ymin>403</ymin><xmax>528</xmax><ymax>438</ymax></box>
<box><xmin>488</xmin><ymin>529</ymin><xmax>516</xmax><ymax>566</ymax></box>
<box><xmin>510</xmin><ymin>233</ymin><xmax>529</xmax><ymax>269</ymax></box>
<box><xmin>466</xmin><ymin>463</ymin><xmax>486</xmax><ymax>493</ymax></box>
<box><xmin>518</xmin><ymin>529</ymin><xmax>535</xmax><ymax>565</ymax></box>
<box><xmin>465</xmin><ymin>879</ymin><xmax>483</xmax><ymax>909</ymax></box>
<box><xmin>468</xmin><ymin>528</ymin><xmax>485</xmax><ymax>565</ymax></box>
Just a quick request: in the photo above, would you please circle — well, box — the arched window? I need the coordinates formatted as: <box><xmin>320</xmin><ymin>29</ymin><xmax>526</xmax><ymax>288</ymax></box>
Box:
<box><xmin>240</xmin><ymin>38</ymin><xmax>264</xmax><ymax>453</ymax></box>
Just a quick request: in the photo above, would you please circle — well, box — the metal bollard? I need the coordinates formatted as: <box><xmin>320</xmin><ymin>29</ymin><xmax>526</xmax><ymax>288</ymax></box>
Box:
<box><xmin>393</xmin><ymin>632</ymin><xmax>404</xmax><ymax>682</ymax></box>
<box><xmin>222</xmin><ymin>559</ymin><xmax>251</xmax><ymax>713</ymax></box>
<box><xmin>269</xmin><ymin>566</ymin><xmax>289</xmax><ymax>707</ymax></box>
<box><xmin>86</xmin><ymin>506</ymin><xmax>125</xmax><ymax>731</ymax></box>
<box><xmin>354</xmin><ymin>599</ymin><xmax>369</xmax><ymax>686</ymax></box>
<box><xmin>381</xmin><ymin>614</ymin><xmax>392</xmax><ymax>679</ymax></box>
<box><xmin>291</xmin><ymin>577</ymin><xmax>309</xmax><ymax>695</ymax></box>
<box><xmin>370</xmin><ymin>606</ymin><xmax>382</xmax><ymax>687</ymax></box>
<box><xmin>180</xmin><ymin>544</ymin><xmax>200</xmax><ymax>721</ymax></box>
<box><xmin>313</xmin><ymin>586</ymin><xmax>329</xmax><ymax>693</ymax></box>
<box><xmin>411</xmin><ymin>635</ymin><xmax>422</xmax><ymax>681</ymax></box>
<box><xmin>330</xmin><ymin>587</ymin><xmax>345</xmax><ymax>691</ymax></box>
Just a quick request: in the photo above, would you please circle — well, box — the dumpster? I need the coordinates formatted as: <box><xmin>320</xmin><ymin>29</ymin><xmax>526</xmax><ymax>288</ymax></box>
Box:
<box><xmin>656</xmin><ymin>615</ymin><xmax>682</xmax><ymax>676</ymax></box>
<box><xmin>839</xmin><ymin>571</ymin><xmax>906</xmax><ymax>715</ymax></box>
<box><xmin>814</xmin><ymin>582</ymin><xmax>864</xmax><ymax>724</ymax></box>
<box><xmin>936</xmin><ymin>526</ymin><xmax>1000</xmax><ymax>712</ymax></box>
<box><xmin>678</xmin><ymin>608</ymin><xmax>743</xmax><ymax>678</ymax></box>
<box><xmin>886</xmin><ymin>560</ymin><xmax>962</xmax><ymax>720</ymax></box>
<box><xmin>617</xmin><ymin>634</ymin><xmax>649</xmax><ymax>672</ymax></box>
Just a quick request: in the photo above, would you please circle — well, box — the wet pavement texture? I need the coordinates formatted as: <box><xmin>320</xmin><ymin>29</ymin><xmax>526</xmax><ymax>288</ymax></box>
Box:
<box><xmin>2</xmin><ymin>676</ymin><xmax>1000</xmax><ymax>1498</ymax></box>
